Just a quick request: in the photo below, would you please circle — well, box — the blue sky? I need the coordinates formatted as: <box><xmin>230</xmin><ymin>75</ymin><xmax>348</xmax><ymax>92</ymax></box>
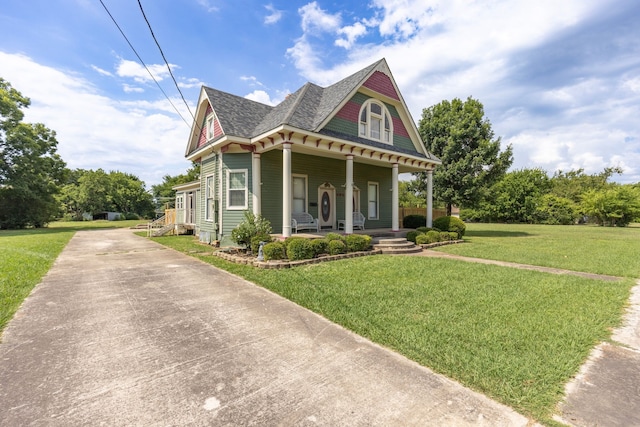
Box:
<box><xmin>1</xmin><ymin>0</ymin><xmax>639</xmax><ymax>187</ymax></box>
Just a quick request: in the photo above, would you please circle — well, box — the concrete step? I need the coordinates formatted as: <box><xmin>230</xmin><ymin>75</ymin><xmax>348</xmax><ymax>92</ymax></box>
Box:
<box><xmin>372</xmin><ymin>237</ymin><xmax>423</xmax><ymax>255</ymax></box>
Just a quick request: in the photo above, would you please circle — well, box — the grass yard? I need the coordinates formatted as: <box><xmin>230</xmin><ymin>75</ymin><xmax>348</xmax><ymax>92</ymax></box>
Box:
<box><xmin>0</xmin><ymin>220</ymin><xmax>145</xmax><ymax>334</ymax></box>
<box><xmin>149</xmin><ymin>227</ymin><xmax>636</xmax><ymax>425</ymax></box>
<box><xmin>435</xmin><ymin>223</ymin><xmax>640</xmax><ymax>278</ymax></box>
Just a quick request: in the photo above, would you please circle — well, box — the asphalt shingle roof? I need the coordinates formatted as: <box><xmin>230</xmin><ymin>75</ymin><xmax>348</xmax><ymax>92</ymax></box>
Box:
<box><xmin>204</xmin><ymin>59</ymin><xmax>385</xmax><ymax>139</ymax></box>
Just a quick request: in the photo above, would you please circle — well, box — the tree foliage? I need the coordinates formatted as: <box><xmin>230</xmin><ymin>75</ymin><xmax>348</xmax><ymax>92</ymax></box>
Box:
<box><xmin>581</xmin><ymin>185</ymin><xmax>640</xmax><ymax>227</ymax></box>
<box><xmin>417</xmin><ymin>97</ymin><xmax>513</xmax><ymax>214</ymax></box>
<box><xmin>0</xmin><ymin>78</ymin><xmax>66</xmax><ymax>228</ymax></box>
<box><xmin>151</xmin><ymin>164</ymin><xmax>200</xmax><ymax>204</ymax></box>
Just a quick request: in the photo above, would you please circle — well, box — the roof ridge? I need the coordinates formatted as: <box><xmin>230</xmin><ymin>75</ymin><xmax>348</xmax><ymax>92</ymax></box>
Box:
<box><xmin>282</xmin><ymin>82</ymin><xmax>314</xmax><ymax>124</ymax></box>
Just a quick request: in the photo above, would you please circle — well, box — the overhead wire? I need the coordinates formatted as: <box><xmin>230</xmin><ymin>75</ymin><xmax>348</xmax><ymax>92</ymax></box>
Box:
<box><xmin>136</xmin><ymin>0</ymin><xmax>196</xmax><ymax>122</ymax></box>
<box><xmin>98</xmin><ymin>0</ymin><xmax>193</xmax><ymax>130</ymax></box>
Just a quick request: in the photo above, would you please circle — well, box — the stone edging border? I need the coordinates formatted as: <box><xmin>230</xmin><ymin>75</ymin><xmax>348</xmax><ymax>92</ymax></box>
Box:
<box><xmin>418</xmin><ymin>239</ymin><xmax>465</xmax><ymax>249</ymax></box>
<box><xmin>214</xmin><ymin>249</ymin><xmax>383</xmax><ymax>269</ymax></box>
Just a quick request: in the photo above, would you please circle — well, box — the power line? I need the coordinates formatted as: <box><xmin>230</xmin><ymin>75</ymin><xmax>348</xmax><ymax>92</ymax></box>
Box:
<box><xmin>98</xmin><ymin>0</ymin><xmax>192</xmax><ymax>129</ymax></box>
<box><xmin>137</xmin><ymin>0</ymin><xmax>196</xmax><ymax>122</ymax></box>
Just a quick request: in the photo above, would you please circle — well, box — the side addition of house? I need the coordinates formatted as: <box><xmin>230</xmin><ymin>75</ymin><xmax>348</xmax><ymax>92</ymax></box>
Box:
<box><xmin>176</xmin><ymin>58</ymin><xmax>440</xmax><ymax>245</ymax></box>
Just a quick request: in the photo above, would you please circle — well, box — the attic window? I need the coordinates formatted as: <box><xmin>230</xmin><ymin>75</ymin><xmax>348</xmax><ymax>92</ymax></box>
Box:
<box><xmin>206</xmin><ymin>116</ymin><xmax>215</xmax><ymax>140</ymax></box>
<box><xmin>359</xmin><ymin>100</ymin><xmax>393</xmax><ymax>143</ymax></box>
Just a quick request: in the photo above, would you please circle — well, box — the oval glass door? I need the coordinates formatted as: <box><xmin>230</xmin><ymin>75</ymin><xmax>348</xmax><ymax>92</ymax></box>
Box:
<box><xmin>321</xmin><ymin>191</ymin><xmax>331</xmax><ymax>222</ymax></box>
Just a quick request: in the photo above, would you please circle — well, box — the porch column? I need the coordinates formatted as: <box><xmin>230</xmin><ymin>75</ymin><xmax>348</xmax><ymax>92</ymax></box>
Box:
<box><xmin>345</xmin><ymin>155</ymin><xmax>354</xmax><ymax>234</ymax></box>
<box><xmin>426</xmin><ymin>169</ymin><xmax>433</xmax><ymax>227</ymax></box>
<box><xmin>252</xmin><ymin>153</ymin><xmax>261</xmax><ymax>216</ymax></box>
<box><xmin>391</xmin><ymin>163</ymin><xmax>399</xmax><ymax>231</ymax></box>
<box><xmin>282</xmin><ymin>142</ymin><xmax>292</xmax><ymax>237</ymax></box>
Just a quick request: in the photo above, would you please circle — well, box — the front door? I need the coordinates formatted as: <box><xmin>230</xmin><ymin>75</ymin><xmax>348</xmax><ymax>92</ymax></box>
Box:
<box><xmin>318</xmin><ymin>183</ymin><xmax>336</xmax><ymax>229</ymax></box>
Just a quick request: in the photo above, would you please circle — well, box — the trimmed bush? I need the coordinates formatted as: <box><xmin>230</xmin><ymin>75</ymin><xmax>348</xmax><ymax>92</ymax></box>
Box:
<box><xmin>403</xmin><ymin>214</ymin><xmax>426</xmax><ymax>229</ymax></box>
<box><xmin>415</xmin><ymin>234</ymin><xmax>430</xmax><ymax>245</ymax></box>
<box><xmin>433</xmin><ymin>216</ymin><xmax>466</xmax><ymax>239</ymax></box>
<box><xmin>425</xmin><ymin>230</ymin><xmax>442</xmax><ymax>243</ymax></box>
<box><xmin>328</xmin><ymin>239</ymin><xmax>346</xmax><ymax>255</ymax></box>
<box><xmin>447</xmin><ymin>231</ymin><xmax>459</xmax><ymax>240</ymax></box>
<box><xmin>310</xmin><ymin>238</ymin><xmax>329</xmax><ymax>257</ymax></box>
<box><xmin>287</xmin><ymin>238</ymin><xmax>314</xmax><ymax>261</ymax></box>
<box><xmin>439</xmin><ymin>231</ymin><xmax>453</xmax><ymax>241</ymax></box>
<box><xmin>325</xmin><ymin>232</ymin><xmax>345</xmax><ymax>242</ymax></box>
<box><xmin>262</xmin><ymin>242</ymin><xmax>286</xmax><ymax>260</ymax></box>
<box><xmin>231</xmin><ymin>212</ymin><xmax>273</xmax><ymax>247</ymax></box>
<box><xmin>250</xmin><ymin>233</ymin><xmax>272</xmax><ymax>253</ymax></box>
<box><xmin>416</xmin><ymin>226</ymin><xmax>434</xmax><ymax>233</ymax></box>
<box><xmin>345</xmin><ymin>234</ymin><xmax>372</xmax><ymax>252</ymax></box>
<box><xmin>406</xmin><ymin>230</ymin><xmax>423</xmax><ymax>243</ymax></box>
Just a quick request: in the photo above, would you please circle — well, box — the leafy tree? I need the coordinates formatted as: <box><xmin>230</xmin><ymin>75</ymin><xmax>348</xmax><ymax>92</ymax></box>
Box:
<box><xmin>581</xmin><ymin>184</ymin><xmax>640</xmax><ymax>227</ymax></box>
<box><xmin>399</xmin><ymin>180</ymin><xmax>426</xmax><ymax>207</ymax></box>
<box><xmin>0</xmin><ymin>78</ymin><xmax>66</xmax><ymax>228</ymax></box>
<box><xmin>550</xmin><ymin>167</ymin><xmax>623</xmax><ymax>204</ymax></box>
<box><xmin>534</xmin><ymin>194</ymin><xmax>579</xmax><ymax>225</ymax></box>
<box><xmin>489</xmin><ymin>168</ymin><xmax>551</xmax><ymax>223</ymax></box>
<box><xmin>417</xmin><ymin>97</ymin><xmax>513</xmax><ymax>215</ymax></box>
<box><xmin>109</xmin><ymin>171</ymin><xmax>154</xmax><ymax>217</ymax></box>
<box><xmin>151</xmin><ymin>164</ymin><xmax>200</xmax><ymax>206</ymax></box>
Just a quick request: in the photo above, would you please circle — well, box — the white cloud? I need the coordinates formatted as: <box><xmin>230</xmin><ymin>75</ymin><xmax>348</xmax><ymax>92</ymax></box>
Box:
<box><xmin>116</xmin><ymin>58</ymin><xmax>174</xmax><ymax>84</ymax></box>
<box><xmin>0</xmin><ymin>51</ymin><xmax>192</xmax><ymax>187</ymax></box>
<box><xmin>336</xmin><ymin>22</ymin><xmax>367</xmax><ymax>49</ymax></box>
<box><xmin>123</xmin><ymin>84</ymin><xmax>144</xmax><ymax>93</ymax></box>
<box><xmin>299</xmin><ymin>2</ymin><xmax>341</xmax><ymax>34</ymax></box>
<box><xmin>264</xmin><ymin>4</ymin><xmax>283</xmax><ymax>25</ymax></box>
<box><xmin>91</xmin><ymin>65</ymin><xmax>113</xmax><ymax>77</ymax></box>
<box><xmin>244</xmin><ymin>89</ymin><xmax>289</xmax><ymax>106</ymax></box>
<box><xmin>240</xmin><ymin>75</ymin><xmax>265</xmax><ymax>87</ymax></box>
<box><xmin>178</xmin><ymin>77</ymin><xmax>205</xmax><ymax>89</ymax></box>
<box><xmin>195</xmin><ymin>0</ymin><xmax>219</xmax><ymax>13</ymax></box>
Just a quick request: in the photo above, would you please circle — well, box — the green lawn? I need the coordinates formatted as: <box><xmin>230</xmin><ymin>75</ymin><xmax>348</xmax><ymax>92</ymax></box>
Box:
<box><xmin>1</xmin><ymin>221</ymin><xmax>636</xmax><ymax>425</ymax></box>
<box><xmin>149</xmin><ymin>225</ymin><xmax>636</xmax><ymax>425</ymax></box>
<box><xmin>435</xmin><ymin>223</ymin><xmax>640</xmax><ymax>278</ymax></box>
<box><xmin>0</xmin><ymin>220</ymin><xmax>145</xmax><ymax>334</ymax></box>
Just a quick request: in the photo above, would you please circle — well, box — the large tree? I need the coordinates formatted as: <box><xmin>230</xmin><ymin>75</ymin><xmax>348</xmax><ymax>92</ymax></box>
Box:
<box><xmin>151</xmin><ymin>164</ymin><xmax>200</xmax><ymax>206</ymax></box>
<box><xmin>417</xmin><ymin>97</ymin><xmax>513</xmax><ymax>214</ymax></box>
<box><xmin>0</xmin><ymin>78</ymin><xmax>66</xmax><ymax>228</ymax></box>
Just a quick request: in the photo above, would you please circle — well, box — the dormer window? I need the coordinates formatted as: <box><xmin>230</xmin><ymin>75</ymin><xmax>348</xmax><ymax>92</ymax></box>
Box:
<box><xmin>359</xmin><ymin>100</ymin><xmax>393</xmax><ymax>143</ymax></box>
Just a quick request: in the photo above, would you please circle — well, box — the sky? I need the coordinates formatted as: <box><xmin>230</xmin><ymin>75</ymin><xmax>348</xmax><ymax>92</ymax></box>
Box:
<box><xmin>1</xmin><ymin>0</ymin><xmax>639</xmax><ymax>188</ymax></box>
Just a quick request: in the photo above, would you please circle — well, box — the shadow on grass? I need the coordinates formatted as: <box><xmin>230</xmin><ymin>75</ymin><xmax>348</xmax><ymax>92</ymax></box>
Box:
<box><xmin>465</xmin><ymin>230</ymin><xmax>532</xmax><ymax>238</ymax></box>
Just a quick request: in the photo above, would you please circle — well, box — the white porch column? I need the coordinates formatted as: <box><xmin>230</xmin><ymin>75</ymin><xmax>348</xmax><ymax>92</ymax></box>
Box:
<box><xmin>391</xmin><ymin>163</ymin><xmax>399</xmax><ymax>231</ymax></box>
<box><xmin>252</xmin><ymin>153</ymin><xmax>261</xmax><ymax>216</ymax></box>
<box><xmin>345</xmin><ymin>155</ymin><xmax>354</xmax><ymax>234</ymax></box>
<box><xmin>282</xmin><ymin>143</ymin><xmax>292</xmax><ymax>237</ymax></box>
<box><xmin>426</xmin><ymin>169</ymin><xmax>433</xmax><ymax>228</ymax></box>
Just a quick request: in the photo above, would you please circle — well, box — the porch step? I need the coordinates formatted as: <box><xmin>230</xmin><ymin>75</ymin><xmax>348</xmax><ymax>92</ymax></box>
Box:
<box><xmin>151</xmin><ymin>223</ymin><xmax>175</xmax><ymax>237</ymax></box>
<box><xmin>373</xmin><ymin>237</ymin><xmax>423</xmax><ymax>255</ymax></box>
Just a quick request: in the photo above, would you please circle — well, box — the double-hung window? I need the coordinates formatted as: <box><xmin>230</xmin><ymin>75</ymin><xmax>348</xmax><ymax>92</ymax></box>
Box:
<box><xmin>227</xmin><ymin>169</ymin><xmax>248</xmax><ymax>210</ymax></box>
<box><xmin>368</xmin><ymin>182</ymin><xmax>379</xmax><ymax>220</ymax></box>
<box><xmin>205</xmin><ymin>175</ymin><xmax>215</xmax><ymax>221</ymax></box>
<box><xmin>292</xmin><ymin>175</ymin><xmax>308</xmax><ymax>213</ymax></box>
<box><xmin>359</xmin><ymin>100</ymin><xmax>393</xmax><ymax>143</ymax></box>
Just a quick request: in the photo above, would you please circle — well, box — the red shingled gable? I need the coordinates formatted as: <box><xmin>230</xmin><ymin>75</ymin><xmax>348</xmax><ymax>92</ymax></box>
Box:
<box><xmin>363</xmin><ymin>71</ymin><xmax>400</xmax><ymax>100</ymax></box>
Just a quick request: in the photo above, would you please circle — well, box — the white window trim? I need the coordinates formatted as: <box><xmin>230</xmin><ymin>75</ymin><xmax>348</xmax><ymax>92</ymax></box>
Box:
<box><xmin>367</xmin><ymin>181</ymin><xmax>379</xmax><ymax>220</ymax></box>
<box><xmin>226</xmin><ymin>169</ymin><xmax>248</xmax><ymax>210</ymax></box>
<box><xmin>205</xmin><ymin>174</ymin><xmax>215</xmax><ymax>221</ymax></box>
<box><xmin>359</xmin><ymin>99</ymin><xmax>393</xmax><ymax>144</ymax></box>
<box><xmin>292</xmin><ymin>174</ymin><xmax>308</xmax><ymax>214</ymax></box>
<box><xmin>206</xmin><ymin>116</ymin><xmax>215</xmax><ymax>140</ymax></box>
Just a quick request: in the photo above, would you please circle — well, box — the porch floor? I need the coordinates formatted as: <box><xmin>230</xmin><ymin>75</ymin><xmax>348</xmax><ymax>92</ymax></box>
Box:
<box><xmin>276</xmin><ymin>228</ymin><xmax>411</xmax><ymax>240</ymax></box>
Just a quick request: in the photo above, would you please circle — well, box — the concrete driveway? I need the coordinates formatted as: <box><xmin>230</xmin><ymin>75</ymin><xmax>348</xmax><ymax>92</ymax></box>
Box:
<box><xmin>0</xmin><ymin>228</ymin><xmax>531</xmax><ymax>426</ymax></box>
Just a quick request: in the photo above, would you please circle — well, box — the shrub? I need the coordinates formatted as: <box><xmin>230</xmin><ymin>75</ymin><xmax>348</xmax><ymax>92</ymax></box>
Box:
<box><xmin>415</xmin><ymin>234</ymin><xmax>430</xmax><ymax>245</ymax></box>
<box><xmin>416</xmin><ymin>226</ymin><xmax>433</xmax><ymax>233</ymax></box>
<box><xmin>425</xmin><ymin>230</ymin><xmax>442</xmax><ymax>243</ymax></box>
<box><xmin>231</xmin><ymin>212</ymin><xmax>273</xmax><ymax>247</ymax></box>
<box><xmin>287</xmin><ymin>238</ymin><xmax>314</xmax><ymax>261</ymax></box>
<box><xmin>262</xmin><ymin>241</ymin><xmax>286</xmax><ymax>261</ymax></box>
<box><xmin>250</xmin><ymin>233</ymin><xmax>272</xmax><ymax>254</ymax></box>
<box><xmin>403</xmin><ymin>214</ymin><xmax>426</xmax><ymax>229</ymax></box>
<box><xmin>325</xmin><ymin>232</ymin><xmax>345</xmax><ymax>242</ymax></box>
<box><xmin>406</xmin><ymin>230</ymin><xmax>423</xmax><ymax>243</ymax></box>
<box><xmin>433</xmin><ymin>216</ymin><xmax>466</xmax><ymax>239</ymax></box>
<box><xmin>439</xmin><ymin>231</ymin><xmax>453</xmax><ymax>241</ymax></box>
<box><xmin>310</xmin><ymin>238</ymin><xmax>329</xmax><ymax>257</ymax></box>
<box><xmin>448</xmin><ymin>231</ymin><xmax>459</xmax><ymax>240</ymax></box>
<box><xmin>345</xmin><ymin>234</ymin><xmax>372</xmax><ymax>252</ymax></box>
<box><xmin>328</xmin><ymin>239</ymin><xmax>346</xmax><ymax>255</ymax></box>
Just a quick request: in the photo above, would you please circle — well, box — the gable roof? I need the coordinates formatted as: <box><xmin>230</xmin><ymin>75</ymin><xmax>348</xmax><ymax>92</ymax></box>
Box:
<box><xmin>191</xmin><ymin>59</ymin><xmax>438</xmax><ymax>163</ymax></box>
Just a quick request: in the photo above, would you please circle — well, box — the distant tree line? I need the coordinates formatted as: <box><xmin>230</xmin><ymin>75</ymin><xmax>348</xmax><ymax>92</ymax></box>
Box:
<box><xmin>0</xmin><ymin>77</ymin><xmax>196</xmax><ymax>229</ymax></box>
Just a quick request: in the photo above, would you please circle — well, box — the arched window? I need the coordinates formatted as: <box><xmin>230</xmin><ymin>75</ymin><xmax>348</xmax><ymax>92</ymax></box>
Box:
<box><xmin>359</xmin><ymin>100</ymin><xmax>393</xmax><ymax>143</ymax></box>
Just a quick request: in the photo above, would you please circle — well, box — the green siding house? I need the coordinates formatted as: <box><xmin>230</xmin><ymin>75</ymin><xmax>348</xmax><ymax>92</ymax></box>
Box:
<box><xmin>176</xmin><ymin>59</ymin><xmax>440</xmax><ymax>245</ymax></box>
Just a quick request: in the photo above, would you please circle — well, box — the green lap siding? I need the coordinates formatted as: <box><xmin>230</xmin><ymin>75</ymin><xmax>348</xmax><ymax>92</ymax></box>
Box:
<box><xmin>260</xmin><ymin>150</ymin><xmax>392</xmax><ymax>233</ymax></box>
<box><xmin>199</xmin><ymin>154</ymin><xmax>218</xmax><ymax>242</ymax></box>
<box><xmin>221</xmin><ymin>152</ymin><xmax>253</xmax><ymax>240</ymax></box>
